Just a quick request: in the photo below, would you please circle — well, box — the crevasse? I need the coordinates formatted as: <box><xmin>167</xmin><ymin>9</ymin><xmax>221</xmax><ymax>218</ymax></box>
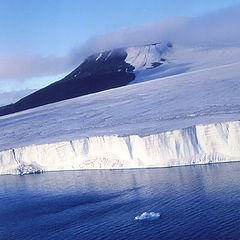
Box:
<box><xmin>0</xmin><ymin>120</ymin><xmax>239</xmax><ymax>175</ymax></box>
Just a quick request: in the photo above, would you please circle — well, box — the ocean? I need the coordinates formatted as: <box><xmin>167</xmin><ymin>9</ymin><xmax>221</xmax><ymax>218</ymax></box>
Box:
<box><xmin>1</xmin><ymin>162</ymin><xmax>240</xmax><ymax>240</ymax></box>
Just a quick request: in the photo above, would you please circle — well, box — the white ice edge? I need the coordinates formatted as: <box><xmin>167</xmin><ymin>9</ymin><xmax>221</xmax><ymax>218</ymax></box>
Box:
<box><xmin>0</xmin><ymin>120</ymin><xmax>239</xmax><ymax>175</ymax></box>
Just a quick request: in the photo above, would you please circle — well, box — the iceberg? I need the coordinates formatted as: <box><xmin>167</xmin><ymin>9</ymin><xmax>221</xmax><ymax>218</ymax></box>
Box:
<box><xmin>135</xmin><ymin>212</ymin><xmax>161</xmax><ymax>220</ymax></box>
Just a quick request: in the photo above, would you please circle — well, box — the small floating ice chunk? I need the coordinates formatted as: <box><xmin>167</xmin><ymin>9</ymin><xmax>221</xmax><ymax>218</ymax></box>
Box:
<box><xmin>18</xmin><ymin>164</ymin><xmax>43</xmax><ymax>175</ymax></box>
<box><xmin>134</xmin><ymin>212</ymin><xmax>160</xmax><ymax>221</ymax></box>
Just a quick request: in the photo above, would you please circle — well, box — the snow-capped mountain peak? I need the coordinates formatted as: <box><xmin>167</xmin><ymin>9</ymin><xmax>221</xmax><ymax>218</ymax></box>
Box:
<box><xmin>0</xmin><ymin>42</ymin><xmax>172</xmax><ymax>116</ymax></box>
<box><xmin>90</xmin><ymin>41</ymin><xmax>172</xmax><ymax>71</ymax></box>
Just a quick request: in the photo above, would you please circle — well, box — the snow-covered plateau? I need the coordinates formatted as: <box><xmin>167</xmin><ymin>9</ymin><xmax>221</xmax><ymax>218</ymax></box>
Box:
<box><xmin>0</xmin><ymin>43</ymin><xmax>240</xmax><ymax>175</ymax></box>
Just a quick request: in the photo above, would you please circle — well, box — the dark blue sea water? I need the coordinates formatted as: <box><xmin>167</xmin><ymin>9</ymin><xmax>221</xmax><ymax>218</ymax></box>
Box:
<box><xmin>1</xmin><ymin>163</ymin><xmax>240</xmax><ymax>240</ymax></box>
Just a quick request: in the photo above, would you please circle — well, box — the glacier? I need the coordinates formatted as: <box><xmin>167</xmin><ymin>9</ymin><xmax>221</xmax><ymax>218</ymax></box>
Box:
<box><xmin>0</xmin><ymin>43</ymin><xmax>240</xmax><ymax>175</ymax></box>
<box><xmin>0</xmin><ymin>120</ymin><xmax>240</xmax><ymax>175</ymax></box>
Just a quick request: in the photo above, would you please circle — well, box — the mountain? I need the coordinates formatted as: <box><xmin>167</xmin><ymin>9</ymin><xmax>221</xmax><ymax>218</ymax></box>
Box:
<box><xmin>0</xmin><ymin>41</ymin><xmax>240</xmax><ymax>175</ymax></box>
<box><xmin>0</xmin><ymin>42</ymin><xmax>172</xmax><ymax>117</ymax></box>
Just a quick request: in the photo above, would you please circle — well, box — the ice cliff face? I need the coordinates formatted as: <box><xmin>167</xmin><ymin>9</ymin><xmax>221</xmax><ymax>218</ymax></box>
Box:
<box><xmin>0</xmin><ymin>120</ymin><xmax>239</xmax><ymax>175</ymax></box>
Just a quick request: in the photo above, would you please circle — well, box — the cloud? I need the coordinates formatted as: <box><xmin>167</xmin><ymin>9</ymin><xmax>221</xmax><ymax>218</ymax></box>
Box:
<box><xmin>0</xmin><ymin>54</ymin><xmax>73</xmax><ymax>80</ymax></box>
<box><xmin>0</xmin><ymin>89</ymin><xmax>36</xmax><ymax>106</ymax></box>
<box><xmin>0</xmin><ymin>6</ymin><xmax>239</xmax><ymax>82</ymax></box>
<box><xmin>74</xmin><ymin>5</ymin><xmax>240</xmax><ymax>56</ymax></box>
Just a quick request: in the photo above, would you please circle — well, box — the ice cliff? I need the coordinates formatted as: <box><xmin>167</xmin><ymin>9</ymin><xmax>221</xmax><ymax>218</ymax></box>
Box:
<box><xmin>1</xmin><ymin>120</ymin><xmax>239</xmax><ymax>175</ymax></box>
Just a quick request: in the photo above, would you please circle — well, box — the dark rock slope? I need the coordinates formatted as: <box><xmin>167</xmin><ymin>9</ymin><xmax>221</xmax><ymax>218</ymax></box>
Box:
<box><xmin>0</xmin><ymin>48</ymin><xmax>135</xmax><ymax>116</ymax></box>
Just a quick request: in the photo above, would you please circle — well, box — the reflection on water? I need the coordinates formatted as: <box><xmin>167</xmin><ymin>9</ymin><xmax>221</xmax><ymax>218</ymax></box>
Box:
<box><xmin>1</xmin><ymin>163</ymin><xmax>240</xmax><ymax>240</ymax></box>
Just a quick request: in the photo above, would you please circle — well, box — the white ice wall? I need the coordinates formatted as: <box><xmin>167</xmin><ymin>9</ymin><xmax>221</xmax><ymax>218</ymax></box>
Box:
<box><xmin>1</xmin><ymin>120</ymin><xmax>239</xmax><ymax>175</ymax></box>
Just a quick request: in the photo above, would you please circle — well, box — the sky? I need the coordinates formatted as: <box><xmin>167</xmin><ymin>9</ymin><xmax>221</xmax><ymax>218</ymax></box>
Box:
<box><xmin>0</xmin><ymin>0</ymin><xmax>240</xmax><ymax>103</ymax></box>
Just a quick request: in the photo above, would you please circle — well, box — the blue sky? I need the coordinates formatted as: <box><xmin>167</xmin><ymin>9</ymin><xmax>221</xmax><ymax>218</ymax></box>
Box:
<box><xmin>1</xmin><ymin>0</ymin><xmax>239</xmax><ymax>56</ymax></box>
<box><xmin>0</xmin><ymin>0</ymin><xmax>240</xmax><ymax>96</ymax></box>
